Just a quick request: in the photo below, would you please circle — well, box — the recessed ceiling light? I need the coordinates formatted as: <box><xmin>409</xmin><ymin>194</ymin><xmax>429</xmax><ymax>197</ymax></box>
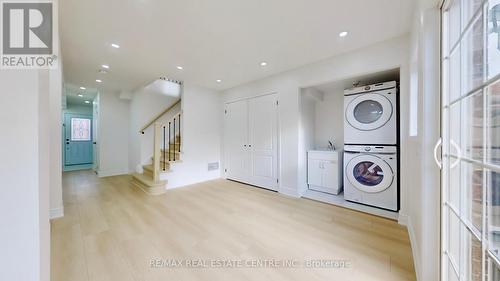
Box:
<box><xmin>96</xmin><ymin>79</ymin><xmax>102</xmax><ymax>83</ymax></box>
<box><xmin>176</xmin><ymin>66</ymin><xmax>183</xmax><ymax>70</ymax></box>
<box><xmin>339</xmin><ymin>31</ymin><xmax>348</xmax><ymax>37</ymax></box>
<box><xmin>111</xmin><ymin>43</ymin><xmax>120</xmax><ymax>48</ymax></box>
<box><xmin>98</xmin><ymin>69</ymin><xmax>108</xmax><ymax>74</ymax></box>
<box><xmin>260</xmin><ymin>62</ymin><xmax>268</xmax><ymax>67</ymax></box>
<box><xmin>216</xmin><ymin>79</ymin><xmax>222</xmax><ymax>83</ymax></box>
<box><xmin>78</xmin><ymin>94</ymin><xmax>83</xmax><ymax>97</ymax></box>
<box><xmin>102</xmin><ymin>64</ymin><xmax>110</xmax><ymax>69</ymax></box>
<box><xmin>85</xmin><ymin>101</ymin><xmax>90</xmax><ymax>104</ymax></box>
<box><xmin>80</xmin><ymin>87</ymin><xmax>86</xmax><ymax>90</ymax></box>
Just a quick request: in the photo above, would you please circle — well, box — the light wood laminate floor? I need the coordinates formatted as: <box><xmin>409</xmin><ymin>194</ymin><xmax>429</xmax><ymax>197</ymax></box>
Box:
<box><xmin>51</xmin><ymin>170</ymin><xmax>416</xmax><ymax>281</ymax></box>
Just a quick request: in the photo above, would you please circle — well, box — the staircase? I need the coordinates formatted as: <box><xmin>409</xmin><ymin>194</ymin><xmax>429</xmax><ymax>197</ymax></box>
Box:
<box><xmin>132</xmin><ymin>113</ymin><xmax>181</xmax><ymax>195</ymax></box>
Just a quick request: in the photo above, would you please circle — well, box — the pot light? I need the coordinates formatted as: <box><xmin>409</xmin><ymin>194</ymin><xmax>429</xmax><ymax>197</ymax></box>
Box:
<box><xmin>80</xmin><ymin>87</ymin><xmax>86</xmax><ymax>90</ymax></box>
<box><xmin>78</xmin><ymin>94</ymin><xmax>83</xmax><ymax>97</ymax></box>
<box><xmin>216</xmin><ymin>79</ymin><xmax>222</xmax><ymax>83</ymax></box>
<box><xmin>102</xmin><ymin>64</ymin><xmax>110</xmax><ymax>69</ymax></box>
<box><xmin>111</xmin><ymin>43</ymin><xmax>120</xmax><ymax>48</ymax></box>
<box><xmin>260</xmin><ymin>62</ymin><xmax>268</xmax><ymax>67</ymax></box>
<box><xmin>96</xmin><ymin>79</ymin><xmax>102</xmax><ymax>83</ymax></box>
<box><xmin>85</xmin><ymin>101</ymin><xmax>91</xmax><ymax>104</ymax></box>
<box><xmin>339</xmin><ymin>31</ymin><xmax>348</xmax><ymax>37</ymax></box>
<box><xmin>176</xmin><ymin>66</ymin><xmax>183</xmax><ymax>70</ymax></box>
<box><xmin>98</xmin><ymin>69</ymin><xmax>108</xmax><ymax>74</ymax></box>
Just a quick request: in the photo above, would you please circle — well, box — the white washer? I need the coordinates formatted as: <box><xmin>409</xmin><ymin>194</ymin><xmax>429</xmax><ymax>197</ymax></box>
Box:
<box><xmin>343</xmin><ymin>145</ymin><xmax>398</xmax><ymax>211</ymax></box>
<box><xmin>344</xmin><ymin>81</ymin><xmax>397</xmax><ymax>145</ymax></box>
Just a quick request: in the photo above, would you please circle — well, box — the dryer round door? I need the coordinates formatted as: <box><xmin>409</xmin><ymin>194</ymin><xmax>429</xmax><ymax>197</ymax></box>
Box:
<box><xmin>346</xmin><ymin>154</ymin><xmax>394</xmax><ymax>193</ymax></box>
<box><xmin>345</xmin><ymin>93</ymin><xmax>393</xmax><ymax>131</ymax></box>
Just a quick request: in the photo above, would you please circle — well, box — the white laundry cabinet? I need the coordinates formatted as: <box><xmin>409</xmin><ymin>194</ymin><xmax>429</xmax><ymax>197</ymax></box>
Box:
<box><xmin>307</xmin><ymin>150</ymin><xmax>342</xmax><ymax>195</ymax></box>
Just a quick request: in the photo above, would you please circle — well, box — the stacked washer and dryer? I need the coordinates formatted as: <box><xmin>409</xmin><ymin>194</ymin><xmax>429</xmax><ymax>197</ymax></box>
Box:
<box><xmin>343</xmin><ymin>81</ymin><xmax>399</xmax><ymax>211</ymax></box>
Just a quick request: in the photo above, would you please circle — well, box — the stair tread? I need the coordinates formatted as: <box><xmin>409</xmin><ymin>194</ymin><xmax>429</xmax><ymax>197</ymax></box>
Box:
<box><xmin>132</xmin><ymin>173</ymin><xmax>166</xmax><ymax>187</ymax></box>
<box><xmin>143</xmin><ymin>164</ymin><xmax>170</xmax><ymax>172</ymax></box>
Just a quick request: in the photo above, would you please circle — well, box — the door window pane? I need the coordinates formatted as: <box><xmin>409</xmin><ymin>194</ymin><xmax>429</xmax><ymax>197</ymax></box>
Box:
<box><xmin>451</xmin><ymin>102</ymin><xmax>462</xmax><ymax>153</ymax></box>
<box><xmin>488</xmin><ymin>169</ymin><xmax>500</xmax><ymax>259</ymax></box>
<box><xmin>462</xmin><ymin>162</ymin><xmax>483</xmax><ymax>233</ymax></box>
<box><xmin>462</xmin><ymin>0</ymin><xmax>483</xmax><ymax>30</ymax></box>
<box><xmin>462</xmin><ymin>91</ymin><xmax>484</xmax><ymax>160</ymax></box>
<box><xmin>487</xmin><ymin>80</ymin><xmax>500</xmax><ymax>165</ymax></box>
<box><xmin>450</xmin><ymin>0</ymin><xmax>462</xmax><ymax>50</ymax></box>
<box><xmin>450</xmin><ymin>47</ymin><xmax>462</xmax><ymax>102</ymax></box>
<box><xmin>71</xmin><ymin>118</ymin><xmax>91</xmax><ymax>141</ymax></box>
<box><xmin>462</xmin><ymin>13</ymin><xmax>485</xmax><ymax>95</ymax></box>
<box><xmin>450</xmin><ymin>157</ymin><xmax>461</xmax><ymax>209</ymax></box>
<box><xmin>461</xmin><ymin>227</ymin><xmax>483</xmax><ymax>281</ymax></box>
<box><xmin>487</xmin><ymin>2</ymin><xmax>500</xmax><ymax>79</ymax></box>
<box><xmin>449</xmin><ymin>210</ymin><xmax>462</xmax><ymax>267</ymax></box>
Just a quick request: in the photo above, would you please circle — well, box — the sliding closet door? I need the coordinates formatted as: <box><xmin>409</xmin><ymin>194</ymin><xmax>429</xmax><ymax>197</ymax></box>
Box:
<box><xmin>248</xmin><ymin>94</ymin><xmax>278</xmax><ymax>190</ymax></box>
<box><xmin>224</xmin><ymin>100</ymin><xmax>250</xmax><ymax>183</ymax></box>
<box><xmin>441</xmin><ymin>0</ymin><xmax>500</xmax><ymax>280</ymax></box>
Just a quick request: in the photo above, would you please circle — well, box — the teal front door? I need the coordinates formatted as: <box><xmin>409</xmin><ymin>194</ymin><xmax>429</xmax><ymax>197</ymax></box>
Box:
<box><xmin>64</xmin><ymin>113</ymin><xmax>93</xmax><ymax>166</ymax></box>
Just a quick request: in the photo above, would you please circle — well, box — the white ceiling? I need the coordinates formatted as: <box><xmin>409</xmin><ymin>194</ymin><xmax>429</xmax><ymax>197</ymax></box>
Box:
<box><xmin>64</xmin><ymin>84</ymin><xmax>98</xmax><ymax>106</ymax></box>
<box><xmin>60</xmin><ymin>0</ymin><xmax>415</xmax><ymax>93</ymax></box>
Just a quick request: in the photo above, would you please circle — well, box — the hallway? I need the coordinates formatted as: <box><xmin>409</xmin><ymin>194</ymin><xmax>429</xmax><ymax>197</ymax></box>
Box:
<box><xmin>51</xmin><ymin>171</ymin><xmax>415</xmax><ymax>281</ymax></box>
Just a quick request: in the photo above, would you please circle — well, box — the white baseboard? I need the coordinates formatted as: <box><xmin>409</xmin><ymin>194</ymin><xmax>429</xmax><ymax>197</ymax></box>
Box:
<box><xmin>399</xmin><ymin>214</ymin><xmax>421</xmax><ymax>281</ymax></box>
<box><xmin>278</xmin><ymin>186</ymin><xmax>300</xmax><ymax>198</ymax></box>
<box><xmin>49</xmin><ymin>207</ymin><xmax>64</xmax><ymax>220</ymax></box>
<box><xmin>97</xmin><ymin>168</ymin><xmax>129</xmax><ymax>178</ymax></box>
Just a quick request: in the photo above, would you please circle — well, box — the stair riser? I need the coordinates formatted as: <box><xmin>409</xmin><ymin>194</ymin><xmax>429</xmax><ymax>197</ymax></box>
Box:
<box><xmin>131</xmin><ymin>179</ymin><xmax>166</xmax><ymax>195</ymax></box>
<box><xmin>143</xmin><ymin>168</ymin><xmax>153</xmax><ymax>178</ymax></box>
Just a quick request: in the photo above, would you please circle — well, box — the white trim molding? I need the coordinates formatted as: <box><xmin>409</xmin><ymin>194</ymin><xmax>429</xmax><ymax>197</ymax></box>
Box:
<box><xmin>49</xmin><ymin>207</ymin><xmax>64</xmax><ymax>220</ymax></box>
<box><xmin>399</xmin><ymin>213</ymin><xmax>421</xmax><ymax>281</ymax></box>
<box><xmin>97</xmin><ymin>168</ymin><xmax>130</xmax><ymax>178</ymax></box>
<box><xmin>278</xmin><ymin>186</ymin><xmax>301</xmax><ymax>198</ymax></box>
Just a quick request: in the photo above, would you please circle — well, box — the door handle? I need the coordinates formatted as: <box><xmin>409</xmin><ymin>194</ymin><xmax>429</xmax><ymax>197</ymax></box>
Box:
<box><xmin>433</xmin><ymin>138</ymin><xmax>442</xmax><ymax>169</ymax></box>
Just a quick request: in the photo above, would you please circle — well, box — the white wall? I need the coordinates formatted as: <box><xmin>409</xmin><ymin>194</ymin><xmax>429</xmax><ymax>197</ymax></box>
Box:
<box><xmin>298</xmin><ymin>91</ymin><xmax>316</xmax><ymax>194</ymax></box>
<box><xmin>97</xmin><ymin>92</ymin><xmax>130</xmax><ymax>177</ymax></box>
<box><xmin>49</xmin><ymin>65</ymin><xmax>64</xmax><ymax>219</ymax></box>
<box><xmin>221</xmin><ymin>35</ymin><xmax>410</xmax><ymax>201</ymax></box>
<box><xmin>0</xmin><ymin>70</ymin><xmax>51</xmax><ymax>281</ymax></box>
<box><xmin>161</xmin><ymin>84</ymin><xmax>222</xmax><ymax>188</ymax></box>
<box><xmin>314</xmin><ymin>90</ymin><xmax>344</xmax><ymax>151</ymax></box>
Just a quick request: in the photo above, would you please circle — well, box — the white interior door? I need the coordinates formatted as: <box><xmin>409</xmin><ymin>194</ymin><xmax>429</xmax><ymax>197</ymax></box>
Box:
<box><xmin>224</xmin><ymin>99</ymin><xmax>250</xmax><ymax>183</ymax></box>
<box><xmin>441</xmin><ymin>1</ymin><xmax>500</xmax><ymax>280</ymax></box>
<box><xmin>248</xmin><ymin>94</ymin><xmax>278</xmax><ymax>190</ymax></box>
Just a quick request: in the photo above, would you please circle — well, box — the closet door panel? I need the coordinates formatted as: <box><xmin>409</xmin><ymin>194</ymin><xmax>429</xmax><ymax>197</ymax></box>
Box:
<box><xmin>248</xmin><ymin>94</ymin><xmax>278</xmax><ymax>190</ymax></box>
<box><xmin>224</xmin><ymin>100</ymin><xmax>250</xmax><ymax>182</ymax></box>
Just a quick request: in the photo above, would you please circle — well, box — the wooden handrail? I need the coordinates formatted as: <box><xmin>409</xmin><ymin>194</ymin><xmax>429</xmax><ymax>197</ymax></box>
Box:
<box><xmin>139</xmin><ymin>99</ymin><xmax>181</xmax><ymax>134</ymax></box>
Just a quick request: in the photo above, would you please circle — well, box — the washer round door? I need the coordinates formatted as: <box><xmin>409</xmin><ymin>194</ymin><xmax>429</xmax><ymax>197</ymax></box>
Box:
<box><xmin>345</xmin><ymin>93</ymin><xmax>393</xmax><ymax>131</ymax></box>
<box><xmin>346</xmin><ymin>154</ymin><xmax>394</xmax><ymax>193</ymax></box>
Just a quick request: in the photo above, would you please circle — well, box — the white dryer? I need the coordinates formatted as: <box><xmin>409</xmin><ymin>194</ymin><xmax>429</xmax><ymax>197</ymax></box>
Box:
<box><xmin>343</xmin><ymin>145</ymin><xmax>398</xmax><ymax>211</ymax></box>
<box><xmin>344</xmin><ymin>81</ymin><xmax>397</xmax><ymax>145</ymax></box>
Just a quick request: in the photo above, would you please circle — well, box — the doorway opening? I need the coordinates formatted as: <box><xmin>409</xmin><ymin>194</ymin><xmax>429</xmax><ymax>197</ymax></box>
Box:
<box><xmin>62</xmin><ymin>84</ymin><xmax>99</xmax><ymax>172</ymax></box>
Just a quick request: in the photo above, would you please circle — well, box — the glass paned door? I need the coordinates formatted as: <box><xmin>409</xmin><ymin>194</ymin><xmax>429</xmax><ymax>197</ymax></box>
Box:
<box><xmin>442</xmin><ymin>0</ymin><xmax>500</xmax><ymax>280</ymax></box>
